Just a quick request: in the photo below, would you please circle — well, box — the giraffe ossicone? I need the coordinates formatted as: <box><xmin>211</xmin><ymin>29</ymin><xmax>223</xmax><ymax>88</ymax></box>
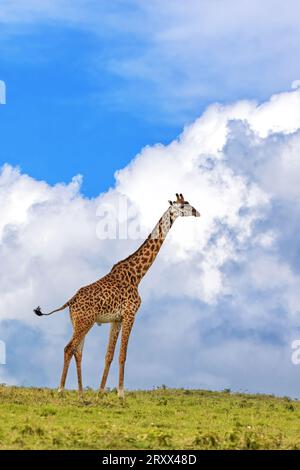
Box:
<box><xmin>34</xmin><ymin>194</ymin><xmax>200</xmax><ymax>398</ymax></box>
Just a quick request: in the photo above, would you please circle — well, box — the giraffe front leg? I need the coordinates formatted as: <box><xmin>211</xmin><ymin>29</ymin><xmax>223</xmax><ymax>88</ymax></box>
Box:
<box><xmin>74</xmin><ymin>338</ymin><xmax>85</xmax><ymax>398</ymax></box>
<box><xmin>99</xmin><ymin>321</ymin><xmax>121</xmax><ymax>394</ymax></box>
<box><xmin>118</xmin><ymin>316</ymin><xmax>135</xmax><ymax>400</ymax></box>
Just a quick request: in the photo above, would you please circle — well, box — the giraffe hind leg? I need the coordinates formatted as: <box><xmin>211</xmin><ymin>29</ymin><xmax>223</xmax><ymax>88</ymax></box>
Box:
<box><xmin>58</xmin><ymin>323</ymin><xmax>92</xmax><ymax>394</ymax></box>
<box><xmin>58</xmin><ymin>336</ymin><xmax>75</xmax><ymax>394</ymax></box>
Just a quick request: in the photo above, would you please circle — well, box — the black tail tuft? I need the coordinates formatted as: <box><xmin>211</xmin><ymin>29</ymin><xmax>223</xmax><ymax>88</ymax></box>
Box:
<box><xmin>34</xmin><ymin>306</ymin><xmax>43</xmax><ymax>316</ymax></box>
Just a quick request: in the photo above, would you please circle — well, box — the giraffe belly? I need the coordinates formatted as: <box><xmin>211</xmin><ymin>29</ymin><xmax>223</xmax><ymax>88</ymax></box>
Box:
<box><xmin>96</xmin><ymin>309</ymin><xmax>123</xmax><ymax>325</ymax></box>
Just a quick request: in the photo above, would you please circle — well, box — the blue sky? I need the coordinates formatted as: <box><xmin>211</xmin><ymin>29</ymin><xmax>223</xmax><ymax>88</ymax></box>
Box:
<box><xmin>1</xmin><ymin>1</ymin><xmax>300</xmax><ymax>397</ymax></box>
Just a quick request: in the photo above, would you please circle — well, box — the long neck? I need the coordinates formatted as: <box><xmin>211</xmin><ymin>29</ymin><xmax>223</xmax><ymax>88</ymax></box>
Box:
<box><xmin>112</xmin><ymin>207</ymin><xmax>177</xmax><ymax>283</ymax></box>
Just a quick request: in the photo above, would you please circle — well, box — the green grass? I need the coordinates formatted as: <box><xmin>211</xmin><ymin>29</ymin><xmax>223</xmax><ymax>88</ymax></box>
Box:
<box><xmin>0</xmin><ymin>385</ymin><xmax>300</xmax><ymax>449</ymax></box>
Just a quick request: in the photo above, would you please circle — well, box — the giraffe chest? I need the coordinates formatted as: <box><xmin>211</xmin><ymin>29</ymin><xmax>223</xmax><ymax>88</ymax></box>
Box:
<box><xmin>95</xmin><ymin>306</ymin><xmax>123</xmax><ymax>325</ymax></box>
<box><xmin>94</xmin><ymin>290</ymin><xmax>125</xmax><ymax>325</ymax></box>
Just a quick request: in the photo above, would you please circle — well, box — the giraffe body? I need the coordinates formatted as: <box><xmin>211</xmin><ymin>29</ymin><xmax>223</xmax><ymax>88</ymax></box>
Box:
<box><xmin>68</xmin><ymin>273</ymin><xmax>141</xmax><ymax>327</ymax></box>
<box><xmin>34</xmin><ymin>194</ymin><xmax>200</xmax><ymax>398</ymax></box>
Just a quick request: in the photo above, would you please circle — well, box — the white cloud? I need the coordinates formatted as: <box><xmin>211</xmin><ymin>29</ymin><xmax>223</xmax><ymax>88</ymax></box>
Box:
<box><xmin>247</xmin><ymin>255</ymin><xmax>300</xmax><ymax>318</ymax></box>
<box><xmin>1</xmin><ymin>88</ymin><xmax>300</xmax><ymax>395</ymax></box>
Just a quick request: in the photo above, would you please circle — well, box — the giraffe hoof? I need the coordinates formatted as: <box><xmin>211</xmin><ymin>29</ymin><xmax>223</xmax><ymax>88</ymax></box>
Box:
<box><xmin>98</xmin><ymin>388</ymin><xmax>107</xmax><ymax>397</ymax></box>
<box><xmin>117</xmin><ymin>388</ymin><xmax>125</xmax><ymax>400</ymax></box>
<box><xmin>57</xmin><ymin>388</ymin><xmax>64</xmax><ymax>396</ymax></box>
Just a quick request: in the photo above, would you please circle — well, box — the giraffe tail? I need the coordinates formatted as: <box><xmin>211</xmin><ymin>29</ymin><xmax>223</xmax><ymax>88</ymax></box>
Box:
<box><xmin>33</xmin><ymin>301</ymin><xmax>70</xmax><ymax>317</ymax></box>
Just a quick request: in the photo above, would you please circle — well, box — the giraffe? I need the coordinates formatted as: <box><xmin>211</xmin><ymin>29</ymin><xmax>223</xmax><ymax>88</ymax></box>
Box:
<box><xmin>34</xmin><ymin>193</ymin><xmax>200</xmax><ymax>399</ymax></box>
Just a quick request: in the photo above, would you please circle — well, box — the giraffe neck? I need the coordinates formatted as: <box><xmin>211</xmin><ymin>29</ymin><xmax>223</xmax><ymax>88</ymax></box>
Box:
<box><xmin>112</xmin><ymin>206</ymin><xmax>178</xmax><ymax>284</ymax></box>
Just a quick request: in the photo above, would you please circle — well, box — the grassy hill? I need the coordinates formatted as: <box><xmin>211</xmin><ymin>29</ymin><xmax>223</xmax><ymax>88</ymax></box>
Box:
<box><xmin>0</xmin><ymin>385</ymin><xmax>299</xmax><ymax>450</ymax></box>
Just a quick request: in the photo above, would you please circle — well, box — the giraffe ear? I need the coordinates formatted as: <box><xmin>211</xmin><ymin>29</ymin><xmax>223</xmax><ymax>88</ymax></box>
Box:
<box><xmin>168</xmin><ymin>200</ymin><xmax>173</xmax><ymax>205</ymax></box>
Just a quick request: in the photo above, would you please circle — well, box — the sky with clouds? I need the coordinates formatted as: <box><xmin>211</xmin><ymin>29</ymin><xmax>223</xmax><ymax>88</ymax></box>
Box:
<box><xmin>1</xmin><ymin>1</ymin><xmax>300</xmax><ymax>397</ymax></box>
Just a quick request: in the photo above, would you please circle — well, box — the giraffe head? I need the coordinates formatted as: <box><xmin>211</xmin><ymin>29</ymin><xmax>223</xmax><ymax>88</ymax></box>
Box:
<box><xmin>168</xmin><ymin>193</ymin><xmax>200</xmax><ymax>218</ymax></box>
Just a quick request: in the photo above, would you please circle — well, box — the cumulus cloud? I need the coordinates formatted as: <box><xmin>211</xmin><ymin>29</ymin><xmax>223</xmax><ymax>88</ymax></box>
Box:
<box><xmin>1</xmin><ymin>88</ymin><xmax>300</xmax><ymax>395</ymax></box>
